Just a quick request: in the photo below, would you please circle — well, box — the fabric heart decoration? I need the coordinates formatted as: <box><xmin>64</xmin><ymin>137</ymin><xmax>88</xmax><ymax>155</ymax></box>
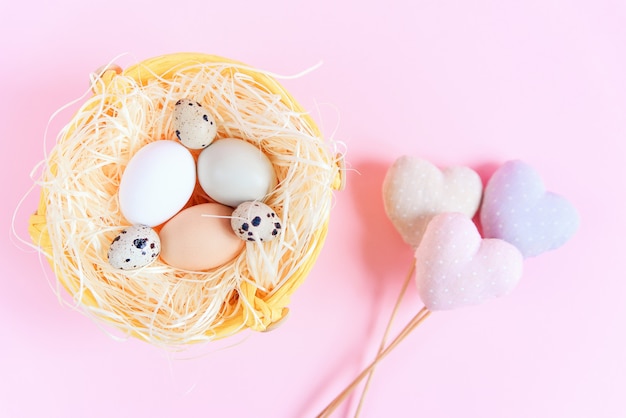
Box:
<box><xmin>382</xmin><ymin>156</ymin><xmax>483</xmax><ymax>248</ymax></box>
<box><xmin>480</xmin><ymin>160</ymin><xmax>579</xmax><ymax>258</ymax></box>
<box><xmin>414</xmin><ymin>213</ymin><xmax>523</xmax><ymax>311</ymax></box>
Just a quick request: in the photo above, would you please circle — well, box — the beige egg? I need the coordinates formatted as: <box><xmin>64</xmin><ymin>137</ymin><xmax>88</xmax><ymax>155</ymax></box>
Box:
<box><xmin>159</xmin><ymin>203</ymin><xmax>244</xmax><ymax>271</ymax></box>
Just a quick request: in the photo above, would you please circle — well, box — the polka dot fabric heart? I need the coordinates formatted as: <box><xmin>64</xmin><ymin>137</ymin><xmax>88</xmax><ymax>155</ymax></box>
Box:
<box><xmin>382</xmin><ymin>156</ymin><xmax>483</xmax><ymax>248</ymax></box>
<box><xmin>415</xmin><ymin>213</ymin><xmax>524</xmax><ymax>311</ymax></box>
<box><xmin>381</xmin><ymin>157</ymin><xmax>579</xmax><ymax>309</ymax></box>
<box><xmin>480</xmin><ymin>160</ymin><xmax>579</xmax><ymax>258</ymax></box>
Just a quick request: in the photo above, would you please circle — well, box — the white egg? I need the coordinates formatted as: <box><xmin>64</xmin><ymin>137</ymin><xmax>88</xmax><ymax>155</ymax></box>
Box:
<box><xmin>172</xmin><ymin>98</ymin><xmax>218</xmax><ymax>150</ymax></box>
<box><xmin>119</xmin><ymin>140</ymin><xmax>196</xmax><ymax>227</ymax></box>
<box><xmin>231</xmin><ymin>201</ymin><xmax>283</xmax><ymax>242</ymax></box>
<box><xmin>197</xmin><ymin>138</ymin><xmax>276</xmax><ymax>207</ymax></box>
<box><xmin>108</xmin><ymin>225</ymin><xmax>161</xmax><ymax>270</ymax></box>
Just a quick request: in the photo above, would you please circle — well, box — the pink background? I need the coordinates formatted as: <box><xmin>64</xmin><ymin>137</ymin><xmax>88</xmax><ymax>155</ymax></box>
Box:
<box><xmin>2</xmin><ymin>1</ymin><xmax>625</xmax><ymax>417</ymax></box>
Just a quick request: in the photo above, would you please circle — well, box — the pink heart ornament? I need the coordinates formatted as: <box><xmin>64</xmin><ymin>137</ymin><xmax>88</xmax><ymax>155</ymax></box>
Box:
<box><xmin>383</xmin><ymin>156</ymin><xmax>483</xmax><ymax>248</ymax></box>
<box><xmin>480</xmin><ymin>160</ymin><xmax>579</xmax><ymax>258</ymax></box>
<box><xmin>415</xmin><ymin>213</ymin><xmax>523</xmax><ymax>311</ymax></box>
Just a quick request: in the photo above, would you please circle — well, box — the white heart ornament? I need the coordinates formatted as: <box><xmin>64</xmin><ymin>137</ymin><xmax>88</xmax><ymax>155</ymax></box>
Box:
<box><xmin>415</xmin><ymin>213</ymin><xmax>523</xmax><ymax>311</ymax></box>
<box><xmin>382</xmin><ymin>156</ymin><xmax>483</xmax><ymax>248</ymax></box>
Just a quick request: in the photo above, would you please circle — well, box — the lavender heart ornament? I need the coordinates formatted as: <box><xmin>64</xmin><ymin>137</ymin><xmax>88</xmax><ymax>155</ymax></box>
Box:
<box><xmin>480</xmin><ymin>160</ymin><xmax>579</xmax><ymax>258</ymax></box>
<box><xmin>415</xmin><ymin>213</ymin><xmax>523</xmax><ymax>311</ymax></box>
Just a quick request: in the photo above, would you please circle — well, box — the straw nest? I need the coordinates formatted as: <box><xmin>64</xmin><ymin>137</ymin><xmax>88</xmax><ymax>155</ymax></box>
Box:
<box><xmin>28</xmin><ymin>53</ymin><xmax>344</xmax><ymax>347</ymax></box>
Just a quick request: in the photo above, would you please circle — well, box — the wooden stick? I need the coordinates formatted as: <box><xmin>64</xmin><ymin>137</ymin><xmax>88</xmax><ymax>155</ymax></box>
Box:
<box><xmin>354</xmin><ymin>260</ymin><xmax>416</xmax><ymax>417</ymax></box>
<box><xmin>316</xmin><ymin>306</ymin><xmax>431</xmax><ymax>418</ymax></box>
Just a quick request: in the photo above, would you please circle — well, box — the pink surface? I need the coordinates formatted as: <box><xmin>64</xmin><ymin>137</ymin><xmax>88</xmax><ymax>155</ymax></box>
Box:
<box><xmin>1</xmin><ymin>1</ymin><xmax>624</xmax><ymax>417</ymax></box>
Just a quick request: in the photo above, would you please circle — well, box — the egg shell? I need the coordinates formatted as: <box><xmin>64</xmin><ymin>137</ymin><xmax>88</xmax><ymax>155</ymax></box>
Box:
<box><xmin>197</xmin><ymin>138</ymin><xmax>277</xmax><ymax>207</ymax></box>
<box><xmin>231</xmin><ymin>201</ymin><xmax>283</xmax><ymax>242</ymax></box>
<box><xmin>119</xmin><ymin>140</ymin><xmax>196</xmax><ymax>227</ymax></box>
<box><xmin>159</xmin><ymin>203</ymin><xmax>245</xmax><ymax>271</ymax></box>
<box><xmin>173</xmin><ymin>98</ymin><xmax>218</xmax><ymax>150</ymax></box>
<box><xmin>108</xmin><ymin>225</ymin><xmax>161</xmax><ymax>270</ymax></box>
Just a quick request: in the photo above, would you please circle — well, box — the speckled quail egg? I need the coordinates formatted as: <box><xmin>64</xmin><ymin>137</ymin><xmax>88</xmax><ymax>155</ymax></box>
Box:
<box><xmin>172</xmin><ymin>98</ymin><xmax>218</xmax><ymax>149</ymax></box>
<box><xmin>107</xmin><ymin>224</ymin><xmax>161</xmax><ymax>270</ymax></box>
<box><xmin>231</xmin><ymin>201</ymin><xmax>283</xmax><ymax>242</ymax></box>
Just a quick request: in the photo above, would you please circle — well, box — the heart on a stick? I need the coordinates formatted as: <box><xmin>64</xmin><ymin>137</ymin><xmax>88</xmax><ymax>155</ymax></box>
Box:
<box><xmin>415</xmin><ymin>213</ymin><xmax>523</xmax><ymax>311</ymax></box>
<box><xmin>383</xmin><ymin>156</ymin><xmax>483</xmax><ymax>248</ymax></box>
<box><xmin>480</xmin><ymin>160</ymin><xmax>579</xmax><ymax>258</ymax></box>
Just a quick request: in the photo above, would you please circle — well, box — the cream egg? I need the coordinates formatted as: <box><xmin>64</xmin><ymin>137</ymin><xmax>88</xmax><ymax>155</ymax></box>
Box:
<box><xmin>119</xmin><ymin>140</ymin><xmax>196</xmax><ymax>227</ymax></box>
<box><xmin>197</xmin><ymin>138</ymin><xmax>276</xmax><ymax>207</ymax></box>
<box><xmin>159</xmin><ymin>203</ymin><xmax>245</xmax><ymax>271</ymax></box>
